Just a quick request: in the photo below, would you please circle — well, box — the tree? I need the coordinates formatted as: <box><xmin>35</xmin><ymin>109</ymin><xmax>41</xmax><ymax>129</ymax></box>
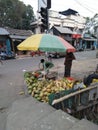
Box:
<box><xmin>85</xmin><ymin>17</ymin><xmax>90</xmax><ymax>24</ymax></box>
<box><xmin>0</xmin><ymin>0</ymin><xmax>35</xmax><ymax>29</ymax></box>
<box><xmin>22</xmin><ymin>5</ymin><xmax>35</xmax><ymax>30</ymax></box>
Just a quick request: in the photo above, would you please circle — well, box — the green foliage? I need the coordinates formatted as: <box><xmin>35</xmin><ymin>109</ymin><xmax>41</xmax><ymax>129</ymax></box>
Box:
<box><xmin>85</xmin><ymin>17</ymin><xmax>90</xmax><ymax>24</ymax></box>
<box><xmin>0</xmin><ymin>0</ymin><xmax>35</xmax><ymax>29</ymax></box>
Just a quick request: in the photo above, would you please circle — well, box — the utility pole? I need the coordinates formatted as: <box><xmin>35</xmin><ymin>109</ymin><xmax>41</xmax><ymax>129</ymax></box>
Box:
<box><xmin>39</xmin><ymin>0</ymin><xmax>51</xmax><ymax>33</ymax></box>
<box><xmin>96</xmin><ymin>27</ymin><xmax>98</xmax><ymax>58</ymax></box>
<box><xmin>40</xmin><ymin>7</ymin><xmax>48</xmax><ymax>32</ymax></box>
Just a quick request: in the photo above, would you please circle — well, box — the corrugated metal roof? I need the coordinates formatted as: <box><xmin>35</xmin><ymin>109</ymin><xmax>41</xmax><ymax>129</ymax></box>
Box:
<box><xmin>10</xmin><ymin>35</ymin><xmax>29</xmax><ymax>40</ymax></box>
<box><xmin>54</xmin><ymin>26</ymin><xmax>73</xmax><ymax>34</ymax></box>
<box><xmin>5</xmin><ymin>28</ymin><xmax>33</xmax><ymax>36</ymax></box>
<box><xmin>5</xmin><ymin>27</ymin><xmax>33</xmax><ymax>36</ymax></box>
<box><xmin>0</xmin><ymin>27</ymin><xmax>9</xmax><ymax>35</ymax></box>
<box><xmin>0</xmin><ymin>27</ymin><xmax>33</xmax><ymax>41</ymax></box>
<box><xmin>0</xmin><ymin>27</ymin><xmax>33</xmax><ymax>37</ymax></box>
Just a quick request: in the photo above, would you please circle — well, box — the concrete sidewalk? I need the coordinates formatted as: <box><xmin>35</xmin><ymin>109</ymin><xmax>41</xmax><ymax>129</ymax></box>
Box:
<box><xmin>6</xmin><ymin>96</ymin><xmax>98</xmax><ymax>130</ymax></box>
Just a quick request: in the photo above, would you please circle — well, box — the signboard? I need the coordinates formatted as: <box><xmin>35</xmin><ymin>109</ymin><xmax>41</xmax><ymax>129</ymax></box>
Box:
<box><xmin>72</xmin><ymin>34</ymin><xmax>81</xmax><ymax>38</ymax></box>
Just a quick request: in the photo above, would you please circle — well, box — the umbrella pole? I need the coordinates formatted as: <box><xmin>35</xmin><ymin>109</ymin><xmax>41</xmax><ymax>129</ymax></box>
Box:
<box><xmin>56</xmin><ymin>63</ymin><xmax>58</xmax><ymax>79</ymax></box>
<box><xmin>43</xmin><ymin>62</ymin><xmax>46</xmax><ymax>79</ymax></box>
<box><xmin>57</xmin><ymin>66</ymin><xmax>61</xmax><ymax>79</ymax></box>
<box><xmin>45</xmin><ymin>52</ymin><xmax>48</xmax><ymax>61</ymax></box>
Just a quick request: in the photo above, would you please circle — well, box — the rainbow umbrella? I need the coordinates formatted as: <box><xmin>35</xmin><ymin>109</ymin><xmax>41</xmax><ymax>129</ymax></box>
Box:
<box><xmin>17</xmin><ymin>34</ymin><xmax>76</xmax><ymax>53</ymax></box>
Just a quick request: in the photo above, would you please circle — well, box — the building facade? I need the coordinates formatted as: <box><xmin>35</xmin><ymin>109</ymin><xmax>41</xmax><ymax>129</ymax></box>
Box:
<box><xmin>30</xmin><ymin>10</ymin><xmax>86</xmax><ymax>34</ymax></box>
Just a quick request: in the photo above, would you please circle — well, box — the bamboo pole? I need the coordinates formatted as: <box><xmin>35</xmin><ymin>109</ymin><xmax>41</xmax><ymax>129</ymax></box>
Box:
<box><xmin>52</xmin><ymin>84</ymin><xmax>98</xmax><ymax>105</ymax></box>
<box><xmin>12</xmin><ymin>40</ymin><xmax>15</xmax><ymax>53</ymax></box>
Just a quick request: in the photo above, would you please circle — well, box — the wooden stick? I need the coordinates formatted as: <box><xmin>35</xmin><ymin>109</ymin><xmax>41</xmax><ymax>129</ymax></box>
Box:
<box><xmin>52</xmin><ymin>83</ymin><xmax>98</xmax><ymax>105</ymax></box>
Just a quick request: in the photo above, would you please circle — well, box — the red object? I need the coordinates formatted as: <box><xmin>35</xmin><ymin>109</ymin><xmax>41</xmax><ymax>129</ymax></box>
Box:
<box><xmin>66</xmin><ymin>77</ymin><xmax>75</xmax><ymax>81</ymax></box>
<box><xmin>30</xmin><ymin>51</ymin><xmax>44</xmax><ymax>57</ymax></box>
<box><xmin>72</xmin><ymin>34</ymin><xmax>81</xmax><ymax>39</ymax></box>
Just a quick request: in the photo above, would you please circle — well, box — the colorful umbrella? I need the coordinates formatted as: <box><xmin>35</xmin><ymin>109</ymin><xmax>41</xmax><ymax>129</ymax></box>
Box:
<box><xmin>17</xmin><ymin>34</ymin><xmax>76</xmax><ymax>53</ymax></box>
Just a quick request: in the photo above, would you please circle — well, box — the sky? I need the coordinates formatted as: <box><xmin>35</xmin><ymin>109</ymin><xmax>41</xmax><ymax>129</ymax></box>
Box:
<box><xmin>20</xmin><ymin>0</ymin><xmax>98</xmax><ymax>18</ymax></box>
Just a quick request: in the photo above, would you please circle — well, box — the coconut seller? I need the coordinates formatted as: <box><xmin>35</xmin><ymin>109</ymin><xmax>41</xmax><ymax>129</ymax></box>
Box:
<box><xmin>39</xmin><ymin>59</ymin><xmax>54</xmax><ymax>76</ymax></box>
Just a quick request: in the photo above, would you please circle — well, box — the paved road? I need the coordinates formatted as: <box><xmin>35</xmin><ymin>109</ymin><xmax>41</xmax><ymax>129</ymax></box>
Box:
<box><xmin>0</xmin><ymin>50</ymin><xmax>98</xmax><ymax>130</ymax></box>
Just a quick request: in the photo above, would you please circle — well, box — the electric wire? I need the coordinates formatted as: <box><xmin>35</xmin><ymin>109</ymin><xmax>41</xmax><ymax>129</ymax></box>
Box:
<box><xmin>78</xmin><ymin>0</ymin><xmax>98</xmax><ymax>12</ymax></box>
<box><xmin>74</xmin><ymin>0</ymin><xmax>98</xmax><ymax>13</ymax></box>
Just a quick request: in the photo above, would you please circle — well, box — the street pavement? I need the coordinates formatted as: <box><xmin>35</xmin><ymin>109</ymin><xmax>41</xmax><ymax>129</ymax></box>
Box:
<box><xmin>0</xmin><ymin>50</ymin><xmax>98</xmax><ymax>130</ymax></box>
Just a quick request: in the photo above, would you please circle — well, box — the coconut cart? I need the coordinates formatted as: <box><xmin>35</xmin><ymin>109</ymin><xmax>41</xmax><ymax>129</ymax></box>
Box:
<box><xmin>24</xmin><ymin>64</ymin><xmax>98</xmax><ymax>124</ymax></box>
<box><xmin>48</xmin><ymin>66</ymin><xmax>98</xmax><ymax>124</ymax></box>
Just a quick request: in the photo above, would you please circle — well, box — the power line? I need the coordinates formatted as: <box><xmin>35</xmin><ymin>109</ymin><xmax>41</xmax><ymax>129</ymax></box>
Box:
<box><xmin>80</xmin><ymin>0</ymin><xmax>98</xmax><ymax>11</ymax></box>
<box><xmin>74</xmin><ymin>0</ymin><xmax>97</xmax><ymax>13</ymax></box>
